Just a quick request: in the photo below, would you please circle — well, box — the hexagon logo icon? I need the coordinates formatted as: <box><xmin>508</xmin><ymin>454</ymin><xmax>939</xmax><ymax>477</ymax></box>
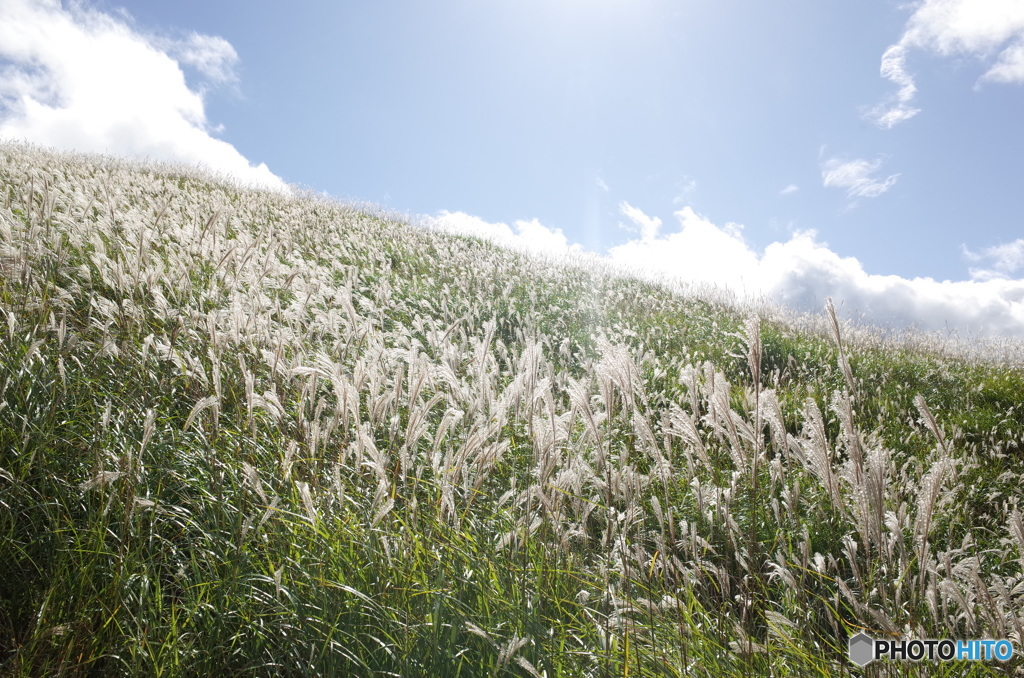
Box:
<box><xmin>849</xmin><ymin>632</ymin><xmax>875</xmax><ymax>666</ymax></box>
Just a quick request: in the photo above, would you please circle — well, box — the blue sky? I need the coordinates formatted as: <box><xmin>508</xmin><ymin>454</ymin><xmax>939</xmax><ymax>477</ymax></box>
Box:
<box><xmin>2</xmin><ymin>0</ymin><xmax>1024</xmax><ymax>335</ymax></box>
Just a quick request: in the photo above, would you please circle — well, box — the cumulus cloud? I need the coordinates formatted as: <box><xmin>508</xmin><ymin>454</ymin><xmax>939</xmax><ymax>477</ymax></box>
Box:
<box><xmin>607</xmin><ymin>205</ymin><xmax>1024</xmax><ymax>336</ymax></box>
<box><xmin>821</xmin><ymin>157</ymin><xmax>899</xmax><ymax>200</ymax></box>
<box><xmin>762</xmin><ymin>238</ymin><xmax>1024</xmax><ymax>337</ymax></box>
<box><xmin>963</xmin><ymin>238</ymin><xmax>1024</xmax><ymax>280</ymax></box>
<box><xmin>870</xmin><ymin>0</ymin><xmax>1024</xmax><ymax>128</ymax></box>
<box><xmin>0</xmin><ymin>0</ymin><xmax>285</xmax><ymax>190</ymax></box>
<box><xmin>426</xmin><ymin>210</ymin><xmax>583</xmax><ymax>257</ymax></box>
<box><xmin>610</xmin><ymin>207</ymin><xmax>758</xmax><ymax>292</ymax></box>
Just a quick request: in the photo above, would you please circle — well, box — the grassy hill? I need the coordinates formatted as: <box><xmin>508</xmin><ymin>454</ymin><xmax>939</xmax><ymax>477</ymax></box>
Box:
<box><xmin>2</xmin><ymin>142</ymin><xmax>1023</xmax><ymax>676</ymax></box>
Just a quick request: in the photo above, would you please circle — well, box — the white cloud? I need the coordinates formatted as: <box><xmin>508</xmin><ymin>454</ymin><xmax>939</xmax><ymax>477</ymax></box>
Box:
<box><xmin>963</xmin><ymin>238</ymin><xmax>1024</xmax><ymax>280</ymax></box>
<box><xmin>780</xmin><ymin>184</ymin><xmax>799</xmax><ymax>196</ymax></box>
<box><xmin>426</xmin><ymin>210</ymin><xmax>583</xmax><ymax>257</ymax></box>
<box><xmin>618</xmin><ymin>201</ymin><xmax>662</xmax><ymax>240</ymax></box>
<box><xmin>821</xmin><ymin>157</ymin><xmax>899</xmax><ymax>200</ymax></box>
<box><xmin>606</xmin><ymin>205</ymin><xmax>1024</xmax><ymax>336</ymax></box>
<box><xmin>871</xmin><ymin>0</ymin><xmax>1024</xmax><ymax>127</ymax></box>
<box><xmin>609</xmin><ymin>207</ymin><xmax>758</xmax><ymax>292</ymax></box>
<box><xmin>0</xmin><ymin>0</ymin><xmax>285</xmax><ymax>190</ymax></box>
<box><xmin>594</xmin><ymin>176</ymin><xmax>610</xmax><ymax>192</ymax></box>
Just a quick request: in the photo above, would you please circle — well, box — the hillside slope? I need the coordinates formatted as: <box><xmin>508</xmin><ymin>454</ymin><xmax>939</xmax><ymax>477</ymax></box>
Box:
<box><xmin>2</xmin><ymin>143</ymin><xmax>1023</xmax><ymax>676</ymax></box>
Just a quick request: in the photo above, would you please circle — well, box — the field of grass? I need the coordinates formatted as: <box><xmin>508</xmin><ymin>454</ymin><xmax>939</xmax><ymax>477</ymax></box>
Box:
<box><xmin>2</xmin><ymin>142</ymin><xmax>1023</xmax><ymax>676</ymax></box>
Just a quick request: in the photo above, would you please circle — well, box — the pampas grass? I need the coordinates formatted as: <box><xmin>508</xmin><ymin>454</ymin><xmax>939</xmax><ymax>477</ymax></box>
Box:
<box><xmin>2</xmin><ymin>142</ymin><xmax>1023</xmax><ymax>676</ymax></box>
